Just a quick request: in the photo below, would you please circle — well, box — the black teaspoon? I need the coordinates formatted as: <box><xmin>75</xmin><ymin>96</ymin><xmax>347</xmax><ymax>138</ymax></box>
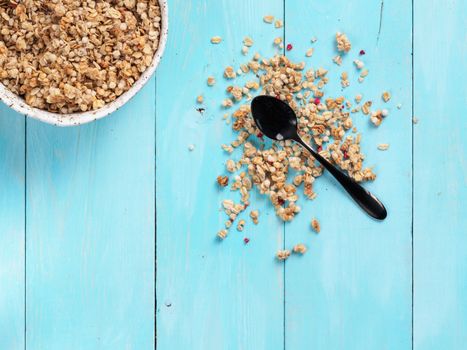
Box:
<box><xmin>251</xmin><ymin>95</ymin><xmax>387</xmax><ymax>220</ymax></box>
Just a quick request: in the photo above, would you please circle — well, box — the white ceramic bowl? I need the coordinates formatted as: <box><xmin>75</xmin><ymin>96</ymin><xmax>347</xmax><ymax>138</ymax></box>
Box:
<box><xmin>0</xmin><ymin>0</ymin><xmax>168</xmax><ymax>127</ymax></box>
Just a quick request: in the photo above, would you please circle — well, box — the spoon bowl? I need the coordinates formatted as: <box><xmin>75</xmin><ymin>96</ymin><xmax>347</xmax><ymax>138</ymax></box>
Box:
<box><xmin>251</xmin><ymin>95</ymin><xmax>387</xmax><ymax>220</ymax></box>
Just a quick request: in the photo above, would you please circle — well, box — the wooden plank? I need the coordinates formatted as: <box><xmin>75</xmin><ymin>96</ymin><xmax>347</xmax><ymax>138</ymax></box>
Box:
<box><xmin>413</xmin><ymin>0</ymin><xmax>467</xmax><ymax>349</ymax></box>
<box><xmin>284</xmin><ymin>1</ymin><xmax>412</xmax><ymax>348</ymax></box>
<box><xmin>155</xmin><ymin>1</ymin><xmax>285</xmax><ymax>349</ymax></box>
<box><xmin>25</xmin><ymin>80</ymin><xmax>155</xmax><ymax>349</ymax></box>
<box><xmin>0</xmin><ymin>108</ymin><xmax>25</xmax><ymax>350</ymax></box>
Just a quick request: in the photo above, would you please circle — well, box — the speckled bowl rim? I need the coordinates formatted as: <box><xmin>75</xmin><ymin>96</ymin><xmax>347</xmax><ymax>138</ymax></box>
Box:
<box><xmin>0</xmin><ymin>0</ymin><xmax>168</xmax><ymax>127</ymax></box>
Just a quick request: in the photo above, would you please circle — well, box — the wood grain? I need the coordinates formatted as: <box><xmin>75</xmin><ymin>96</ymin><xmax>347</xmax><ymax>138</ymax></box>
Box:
<box><xmin>0</xmin><ymin>107</ymin><xmax>25</xmax><ymax>350</ymax></box>
<box><xmin>156</xmin><ymin>1</ymin><xmax>284</xmax><ymax>349</ymax></box>
<box><xmin>413</xmin><ymin>0</ymin><xmax>467</xmax><ymax>349</ymax></box>
<box><xmin>284</xmin><ymin>0</ymin><xmax>413</xmax><ymax>348</ymax></box>
<box><xmin>25</xmin><ymin>80</ymin><xmax>156</xmax><ymax>349</ymax></box>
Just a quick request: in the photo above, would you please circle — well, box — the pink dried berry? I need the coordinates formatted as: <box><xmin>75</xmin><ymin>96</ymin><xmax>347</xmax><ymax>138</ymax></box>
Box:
<box><xmin>314</xmin><ymin>98</ymin><xmax>321</xmax><ymax>105</ymax></box>
<box><xmin>244</xmin><ymin>238</ymin><xmax>250</xmax><ymax>244</ymax></box>
<box><xmin>286</xmin><ymin>44</ymin><xmax>293</xmax><ymax>51</ymax></box>
<box><xmin>359</xmin><ymin>49</ymin><xmax>366</xmax><ymax>55</ymax></box>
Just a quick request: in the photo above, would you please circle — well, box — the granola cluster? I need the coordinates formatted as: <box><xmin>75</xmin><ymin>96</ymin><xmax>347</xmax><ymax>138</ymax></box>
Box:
<box><xmin>0</xmin><ymin>0</ymin><xmax>161</xmax><ymax>113</ymax></box>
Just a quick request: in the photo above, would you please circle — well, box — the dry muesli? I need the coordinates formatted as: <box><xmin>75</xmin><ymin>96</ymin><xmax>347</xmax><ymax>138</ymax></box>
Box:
<box><xmin>293</xmin><ymin>243</ymin><xmax>307</xmax><ymax>254</ymax></box>
<box><xmin>205</xmin><ymin>17</ymin><xmax>393</xmax><ymax>256</ymax></box>
<box><xmin>0</xmin><ymin>0</ymin><xmax>161</xmax><ymax>113</ymax></box>
<box><xmin>276</xmin><ymin>250</ymin><xmax>291</xmax><ymax>261</ymax></box>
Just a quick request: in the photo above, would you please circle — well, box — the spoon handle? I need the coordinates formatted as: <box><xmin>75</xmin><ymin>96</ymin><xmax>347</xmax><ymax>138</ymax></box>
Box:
<box><xmin>294</xmin><ymin>137</ymin><xmax>387</xmax><ymax>220</ymax></box>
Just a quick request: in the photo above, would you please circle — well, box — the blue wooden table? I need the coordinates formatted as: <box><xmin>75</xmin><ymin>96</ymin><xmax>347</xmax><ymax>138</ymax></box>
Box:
<box><xmin>0</xmin><ymin>0</ymin><xmax>465</xmax><ymax>349</ymax></box>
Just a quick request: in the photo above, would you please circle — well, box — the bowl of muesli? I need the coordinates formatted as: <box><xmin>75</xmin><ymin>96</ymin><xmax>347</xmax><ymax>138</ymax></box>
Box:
<box><xmin>0</xmin><ymin>0</ymin><xmax>168</xmax><ymax>126</ymax></box>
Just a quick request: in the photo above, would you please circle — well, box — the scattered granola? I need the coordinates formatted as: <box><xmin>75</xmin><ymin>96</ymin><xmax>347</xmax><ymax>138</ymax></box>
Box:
<box><xmin>275</xmin><ymin>19</ymin><xmax>283</xmax><ymax>28</ymax></box>
<box><xmin>382</xmin><ymin>91</ymin><xmax>391</xmax><ymax>102</ymax></box>
<box><xmin>217</xmin><ymin>176</ymin><xmax>229</xmax><ymax>187</ymax></box>
<box><xmin>250</xmin><ymin>210</ymin><xmax>259</xmax><ymax>224</ymax></box>
<box><xmin>217</xmin><ymin>229</ymin><xmax>228</xmax><ymax>239</ymax></box>
<box><xmin>224</xmin><ymin>66</ymin><xmax>237</xmax><ymax>79</ymax></box>
<box><xmin>197</xmin><ymin>95</ymin><xmax>204</xmax><ymax>104</ymax></box>
<box><xmin>243</xmin><ymin>36</ymin><xmax>254</xmax><ymax>47</ymax></box>
<box><xmin>293</xmin><ymin>243</ymin><xmax>307</xmax><ymax>254</ymax></box>
<box><xmin>207</xmin><ymin>76</ymin><xmax>216</xmax><ymax>86</ymax></box>
<box><xmin>263</xmin><ymin>15</ymin><xmax>274</xmax><ymax>23</ymax></box>
<box><xmin>377</xmin><ymin>143</ymin><xmax>390</xmax><ymax>151</ymax></box>
<box><xmin>306</xmin><ymin>48</ymin><xmax>315</xmax><ymax>57</ymax></box>
<box><xmin>211</xmin><ymin>36</ymin><xmax>222</xmax><ymax>44</ymax></box>
<box><xmin>311</xmin><ymin>219</ymin><xmax>321</xmax><ymax>233</ymax></box>
<box><xmin>336</xmin><ymin>32</ymin><xmax>351</xmax><ymax>53</ymax></box>
<box><xmin>207</xmin><ymin>18</ymin><xmax>393</xmax><ymax>250</ymax></box>
<box><xmin>333</xmin><ymin>55</ymin><xmax>343</xmax><ymax>65</ymax></box>
<box><xmin>354</xmin><ymin>59</ymin><xmax>365</xmax><ymax>70</ymax></box>
<box><xmin>412</xmin><ymin>116</ymin><xmax>419</xmax><ymax>124</ymax></box>
<box><xmin>276</xmin><ymin>250</ymin><xmax>291</xmax><ymax>261</ymax></box>
<box><xmin>237</xmin><ymin>219</ymin><xmax>246</xmax><ymax>232</ymax></box>
<box><xmin>0</xmin><ymin>0</ymin><xmax>161</xmax><ymax>113</ymax></box>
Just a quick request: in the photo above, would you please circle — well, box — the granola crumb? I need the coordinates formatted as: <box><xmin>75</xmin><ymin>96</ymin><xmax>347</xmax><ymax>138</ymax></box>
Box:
<box><xmin>354</xmin><ymin>59</ymin><xmax>365</xmax><ymax>69</ymax></box>
<box><xmin>263</xmin><ymin>15</ymin><xmax>274</xmax><ymax>23</ymax></box>
<box><xmin>250</xmin><ymin>210</ymin><xmax>259</xmax><ymax>224</ymax></box>
<box><xmin>243</xmin><ymin>36</ymin><xmax>254</xmax><ymax>47</ymax></box>
<box><xmin>188</xmin><ymin>144</ymin><xmax>195</xmax><ymax>151</ymax></box>
<box><xmin>217</xmin><ymin>229</ymin><xmax>228</xmax><ymax>239</ymax></box>
<box><xmin>293</xmin><ymin>243</ymin><xmax>307</xmax><ymax>254</ymax></box>
<box><xmin>333</xmin><ymin>55</ymin><xmax>343</xmax><ymax>65</ymax></box>
<box><xmin>196</xmin><ymin>95</ymin><xmax>204</xmax><ymax>104</ymax></box>
<box><xmin>397</xmin><ymin>103</ymin><xmax>402</xmax><ymax>109</ymax></box>
<box><xmin>381</xmin><ymin>109</ymin><xmax>389</xmax><ymax>117</ymax></box>
<box><xmin>413</xmin><ymin>116</ymin><xmax>419</xmax><ymax>124</ymax></box>
<box><xmin>276</xmin><ymin>250</ymin><xmax>291</xmax><ymax>261</ymax></box>
<box><xmin>275</xmin><ymin>19</ymin><xmax>283</xmax><ymax>28</ymax></box>
<box><xmin>311</xmin><ymin>219</ymin><xmax>321</xmax><ymax>233</ymax></box>
<box><xmin>306</xmin><ymin>48</ymin><xmax>315</xmax><ymax>57</ymax></box>
<box><xmin>211</xmin><ymin>36</ymin><xmax>222</xmax><ymax>44</ymax></box>
<box><xmin>207</xmin><ymin>76</ymin><xmax>216</xmax><ymax>86</ymax></box>
<box><xmin>336</xmin><ymin>32</ymin><xmax>351</xmax><ymax>52</ymax></box>
<box><xmin>273</xmin><ymin>37</ymin><xmax>283</xmax><ymax>46</ymax></box>
<box><xmin>377</xmin><ymin>143</ymin><xmax>390</xmax><ymax>151</ymax></box>
<box><xmin>311</xmin><ymin>36</ymin><xmax>318</xmax><ymax>43</ymax></box>
<box><xmin>224</xmin><ymin>66</ymin><xmax>237</xmax><ymax>79</ymax></box>
<box><xmin>355</xmin><ymin>94</ymin><xmax>363</xmax><ymax>103</ymax></box>
<box><xmin>237</xmin><ymin>219</ymin><xmax>246</xmax><ymax>232</ymax></box>
<box><xmin>382</xmin><ymin>91</ymin><xmax>391</xmax><ymax>102</ymax></box>
<box><xmin>217</xmin><ymin>176</ymin><xmax>229</xmax><ymax>187</ymax></box>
